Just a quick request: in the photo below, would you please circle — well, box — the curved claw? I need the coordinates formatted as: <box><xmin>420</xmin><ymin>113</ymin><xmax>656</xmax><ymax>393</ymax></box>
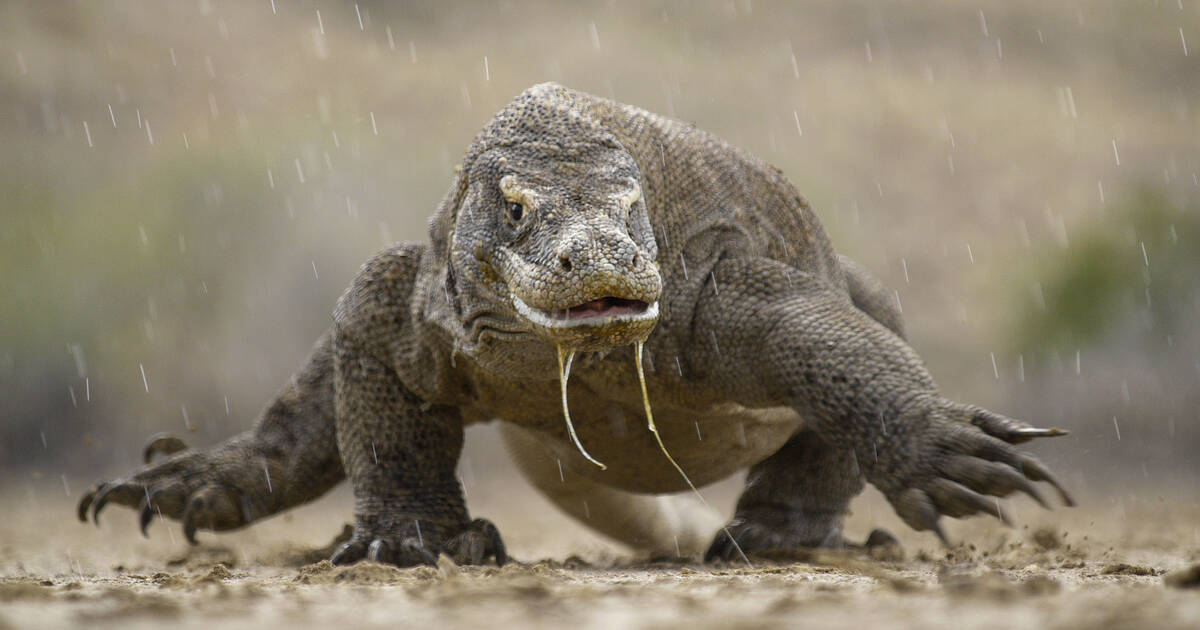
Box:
<box><xmin>963</xmin><ymin>434</ymin><xmax>1075</xmax><ymax>508</ymax></box>
<box><xmin>937</xmin><ymin>456</ymin><xmax>1050</xmax><ymax>510</ymax></box>
<box><xmin>928</xmin><ymin>478</ymin><xmax>1011</xmax><ymax>526</ymax></box>
<box><xmin>864</xmin><ymin>528</ymin><xmax>900</xmax><ymax>550</ymax></box>
<box><xmin>182</xmin><ymin>495</ymin><xmax>203</xmax><ymax>545</ymax></box>
<box><xmin>460</xmin><ymin>537</ymin><xmax>485</xmax><ymax>565</ymax></box>
<box><xmin>894</xmin><ymin>488</ymin><xmax>948</xmax><ymax>546</ymax></box>
<box><xmin>142</xmin><ymin>433</ymin><xmax>189</xmax><ymax>464</ymax></box>
<box><xmin>1012</xmin><ymin>427</ymin><xmax>1068</xmax><ymax>442</ymax></box>
<box><xmin>1009</xmin><ymin>472</ymin><xmax>1050</xmax><ymax>510</ymax></box>
<box><xmin>1019</xmin><ymin>455</ymin><xmax>1076</xmax><ymax>507</ymax></box>
<box><xmin>330</xmin><ymin>541</ymin><xmax>366</xmax><ymax>566</ymax></box>
<box><xmin>138</xmin><ymin>493</ymin><xmax>157</xmax><ymax>537</ymax></box>
<box><xmin>367</xmin><ymin>539</ymin><xmax>392</xmax><ymax>564</ymax></box>
<box><xmin>930</xmin><ymin>520</ymin><xmax>949</xmax><ymax>546</ymax></box>
<box><xmin>91</xmin><ymin>485</ymin><xmax>114</xmax><ymax>526</ymax></box>
<box><xmin>484</xmin><ymin>521</ymin><xmax>508</xmax><ymax>567</ymax></box>
<box><xmin>450</xmin><ymin>519</ymin><xmax>507</xmax><ymax>567</ymax></box>
<box><xmin>401</xmin><ymin>538</ymin><xmax>438</xmax><ymax>566</ymax></box>
<box><xmin>969</xmin><ymin>408</ymin><xmax>1069</xmax><ymax>444</ymax></box>
<box><xmin>77</xmin><ymin>489</ymin><xmax>96</xmax><ymax>523</ymax></box>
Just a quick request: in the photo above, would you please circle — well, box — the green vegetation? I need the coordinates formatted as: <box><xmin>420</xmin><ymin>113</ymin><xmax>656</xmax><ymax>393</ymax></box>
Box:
<box><xmin>1015</xmin><ymin>188</ymin><xmax>1200</xmax><ymax>354</ymax></box>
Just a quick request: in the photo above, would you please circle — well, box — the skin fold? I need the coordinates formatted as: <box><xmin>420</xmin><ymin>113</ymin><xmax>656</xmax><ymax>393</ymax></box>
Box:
<box><xmin>78</xmin><ymin>83</ymin><xmax>1072</xmax><ymax>566</ymax></box>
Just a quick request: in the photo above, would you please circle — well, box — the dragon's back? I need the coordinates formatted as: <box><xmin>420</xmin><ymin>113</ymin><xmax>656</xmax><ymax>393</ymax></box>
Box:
<box><xmin>530</xmin><ymin>83</ymin><xmax>843</xmax><ymax>285</ymax></box>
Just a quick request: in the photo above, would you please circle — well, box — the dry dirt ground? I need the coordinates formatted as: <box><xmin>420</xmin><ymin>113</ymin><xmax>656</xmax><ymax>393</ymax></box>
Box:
<box><xmin>3</xmin><ymin>480</ymin><xmax>1199</xmax><ymax>630</ymax></box>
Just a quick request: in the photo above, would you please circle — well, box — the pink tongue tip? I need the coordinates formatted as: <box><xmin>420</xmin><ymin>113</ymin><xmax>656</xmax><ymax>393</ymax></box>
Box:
<box><xmin>574</xmin><ymin>299</ymin><xmax>610</xmax><ymax>313</ymax></box>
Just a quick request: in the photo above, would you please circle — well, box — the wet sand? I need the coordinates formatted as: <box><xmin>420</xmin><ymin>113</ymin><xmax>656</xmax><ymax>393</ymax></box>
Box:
<box><xmin>3</xmin><ymin>481</ymin><xmax>1199</xmax><ymax>630</ymax></box>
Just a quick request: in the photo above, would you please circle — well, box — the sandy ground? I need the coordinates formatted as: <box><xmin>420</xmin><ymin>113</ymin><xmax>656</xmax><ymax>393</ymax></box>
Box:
<box><xmin>3</xmin><ymin>478</ymin><xmax>1200</xmax><ymax>630</ymax></box>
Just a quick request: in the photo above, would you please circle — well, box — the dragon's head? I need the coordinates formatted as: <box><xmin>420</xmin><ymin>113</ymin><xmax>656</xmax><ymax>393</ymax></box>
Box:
<box><xmin>430</xmin><ymin>84</ymin><xmax>661</xmax><ymax>377</ymax></box>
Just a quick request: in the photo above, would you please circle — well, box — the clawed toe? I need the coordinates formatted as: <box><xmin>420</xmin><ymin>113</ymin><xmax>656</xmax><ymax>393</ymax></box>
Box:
<box><xmin>330</xmin><ymin>540</ymin><xmax>367</xmax><ymax>566</ymax></box>
<box><xmin>863</xmin><ymin>528</ymin><xmax>900</xmax><ymax>550</ymax></box>
<box><xmin>445</xmin><ymin>518</ymin><xmax>507</xmax><ymax>567</ymax></box>
<box><xmin>968</xmin><ymin>407</ymin><xmax>1069</xmax><ymax>445</ymax></box>
<box><xmin>78</xmin><ymin>473</ymin><xmax>251</xmax><ymax>545</ymax></box>
<box><xmin>331</xmin><ymin>518</ymin><xmax>507</xmax><ymax>568</ymax></box>
<box><xmin>83</xmin><ymin>482</ymin><xmax>140</xmax><ymax>526</ymax></box>
<box><xmin>181</xmin><ymin>485</ymin><xmax>252</xmax><ymax>544</ymax></box>
<box><xmin>142</xmin><ymin>433</ymin><xmax>190</xmax><ymax>464</ymax></box>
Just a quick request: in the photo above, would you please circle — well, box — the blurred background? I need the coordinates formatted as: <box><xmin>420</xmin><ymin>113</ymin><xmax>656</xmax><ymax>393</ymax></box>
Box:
<box><xmin>3</xmin><ymin>1</ymin><xmax>1198</xmax><ymax>552</ymax></box>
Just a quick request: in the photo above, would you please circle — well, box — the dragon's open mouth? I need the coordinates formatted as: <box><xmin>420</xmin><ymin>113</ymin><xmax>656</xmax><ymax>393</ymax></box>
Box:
<box><xmin>554</xmin><ymin>297</ymin><xmax>649</xmax><ymax>321</ymax></box>
<box><xmin>511</xmin><ymin>294</ymin><xmax>659</xmax><ymax>329</ymax></box>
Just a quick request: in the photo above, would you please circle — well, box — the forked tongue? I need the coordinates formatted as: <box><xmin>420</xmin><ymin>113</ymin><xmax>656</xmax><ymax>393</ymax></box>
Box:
<box><xmin>557</xmin><ymin>345</ymin><xmax>606</xmax><ymax>470</ymax></box>
<box><xmin>634</xmin><ymin>340</ymin><xmax>752</xmax><ymax>567</ymax></box>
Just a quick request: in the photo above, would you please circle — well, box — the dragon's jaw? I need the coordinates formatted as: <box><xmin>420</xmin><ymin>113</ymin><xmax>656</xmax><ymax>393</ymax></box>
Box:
<box><xmin>511</xmin><ymin>293</ymin><xmax>659</xmax><ymax>329</ymax></box>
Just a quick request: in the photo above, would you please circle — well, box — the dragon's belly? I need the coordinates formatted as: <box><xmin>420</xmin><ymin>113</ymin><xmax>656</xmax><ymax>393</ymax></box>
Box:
<box><xmin>531</xmin><ymin>401</ymin><xmax>804</xmax><ymax>493</ymax></box>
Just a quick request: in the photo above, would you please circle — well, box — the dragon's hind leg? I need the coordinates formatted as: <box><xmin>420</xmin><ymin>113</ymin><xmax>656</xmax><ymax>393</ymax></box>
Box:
<box><xmin>705</xmin><ymin>428</ymin><xmax>897</xmax><ymax>561</ymax></box>
<box><xmin>78</xmin><ymin>332</ymin><xmax>345</xmax><ymax>543</ymax></box>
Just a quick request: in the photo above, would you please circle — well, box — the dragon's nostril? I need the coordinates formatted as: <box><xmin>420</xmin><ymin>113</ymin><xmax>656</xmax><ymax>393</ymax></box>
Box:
<box><xmin>559</xmin><ymin>254</ymin><xmax>573</xmax><ymax>272</ymax></box>
<box><xmin>631</xmin><ymin>252</ymin><xmax>640</xmax><ymax>267</ymax></box>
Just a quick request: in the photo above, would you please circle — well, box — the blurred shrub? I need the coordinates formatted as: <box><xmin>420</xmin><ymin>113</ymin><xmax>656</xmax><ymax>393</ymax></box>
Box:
<box><xmin>1015</xmin><ymin>187</ymin><xmax>1200</xmax><ymax>355</ymax></box>
<box><xmin>0</xmin><ymin>143</ymin><xmax>306</xmax><ymax>472</ymax></box>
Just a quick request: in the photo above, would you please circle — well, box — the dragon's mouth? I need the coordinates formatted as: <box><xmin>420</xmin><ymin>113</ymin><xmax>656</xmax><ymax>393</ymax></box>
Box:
<box><xmin>512</xmin><ymin>294</ymin><xmax>658</xmax><ymax>329</ymax></box>
<box><xmin>557</xmin><ymin>297</ymin><xmax>649</xmax><ymax>320</ymax></box>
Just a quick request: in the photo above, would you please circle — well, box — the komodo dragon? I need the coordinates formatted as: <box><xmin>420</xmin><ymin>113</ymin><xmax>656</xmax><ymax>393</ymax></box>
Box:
<box><xmin>78</xmin><ymin>83</ymin><xmax>1072</xmax><ymax>566</ymax></box>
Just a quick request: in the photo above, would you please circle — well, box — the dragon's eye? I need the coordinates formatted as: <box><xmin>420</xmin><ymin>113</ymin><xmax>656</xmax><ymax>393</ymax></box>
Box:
<box><xmin>506</xmin><ymin>201</ymin><xmax>524</xmax><ymax>223</ymax></box>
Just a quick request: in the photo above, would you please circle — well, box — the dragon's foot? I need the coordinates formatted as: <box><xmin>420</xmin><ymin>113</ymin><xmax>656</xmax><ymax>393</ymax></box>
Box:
<box><xmin>77</xmin><ymin>434</ymin><xmax>275</xmax><ymax>543</ymax></box>
<box><xmin>331</xmin><ymin>517</ymin><xmax>507</xmax><ymax>568</ymax></box>
<box><xmin>705</xmin><ymin>505</ymin><xmax>900</xmax><ymax>562</ymax></box>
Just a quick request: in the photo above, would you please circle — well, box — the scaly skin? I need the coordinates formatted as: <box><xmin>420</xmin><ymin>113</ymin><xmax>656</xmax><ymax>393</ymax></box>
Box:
<box><xmin>79</xmin><ymin>83</ymin><xmax>1072</xmax><ymax>566</ymax></box>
